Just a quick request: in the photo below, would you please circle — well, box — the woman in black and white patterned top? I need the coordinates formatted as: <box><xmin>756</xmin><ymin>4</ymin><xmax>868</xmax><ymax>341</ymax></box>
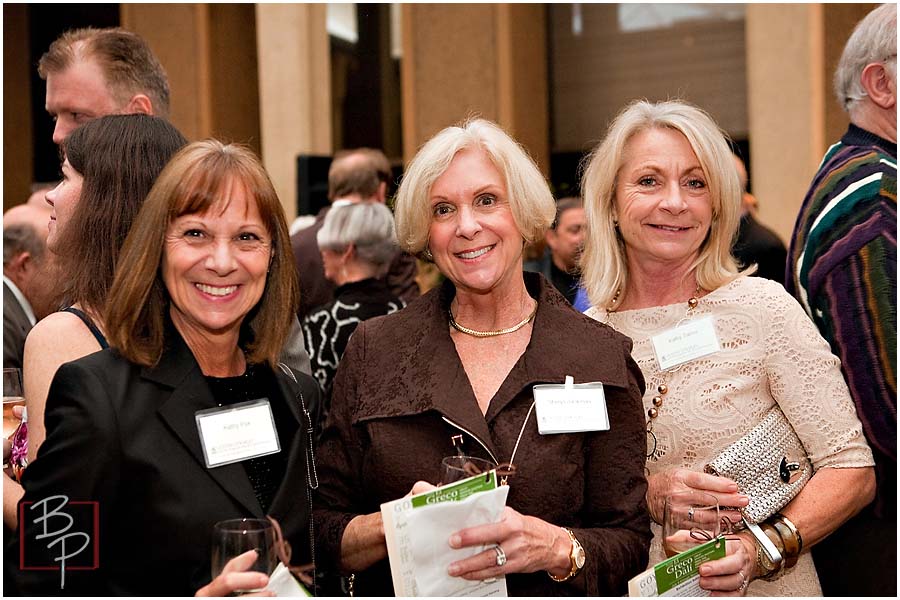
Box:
<box><xmin>302</xmin><ymin>202</ymin><xmax>406</xmax><ymax>436</ymax></box>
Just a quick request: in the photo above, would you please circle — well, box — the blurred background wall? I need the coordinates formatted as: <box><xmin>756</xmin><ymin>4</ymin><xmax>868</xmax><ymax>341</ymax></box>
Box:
<box><xmin>3</xmin><ymin>3</ymin><xmax>877</xmax><ymax>243</ymax></box>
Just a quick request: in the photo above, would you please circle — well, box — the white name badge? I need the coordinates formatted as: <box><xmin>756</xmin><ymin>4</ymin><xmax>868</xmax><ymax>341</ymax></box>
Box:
<box><xmin>651</xmin><ymin>315</ymin><xmax>721</xmax><ymax>371</ymax></box>
<box><xmin>195</xmin><ymin>399</ymin><xmax>281</xmax><ymax>468</ymax></box>
<box><xmin>533</xmin><ymin>376</ymin><xmax>609</xmax><ymax>435</ymax></box>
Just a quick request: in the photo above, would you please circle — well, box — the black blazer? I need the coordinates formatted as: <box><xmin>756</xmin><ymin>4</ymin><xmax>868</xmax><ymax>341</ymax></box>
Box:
<box><xmin>10</xmin><ymin>331</ymin><xmax>319</xmax><ymax>596</ymax></box>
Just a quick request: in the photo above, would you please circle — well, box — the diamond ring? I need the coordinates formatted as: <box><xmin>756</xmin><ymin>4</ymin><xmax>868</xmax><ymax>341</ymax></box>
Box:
<box><xmin>494</xmin><ymin>545</ymin><xmax>507</xmax><ymax>567</ymax></box>
<box><xmin>737</xmin><ymin>569</ymin><xmax>748</xmax><ymax>592</ymax></box>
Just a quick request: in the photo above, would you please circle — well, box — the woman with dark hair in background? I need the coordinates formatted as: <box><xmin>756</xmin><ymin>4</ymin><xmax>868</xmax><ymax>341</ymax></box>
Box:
<box><xmin>2</xmin><ymin>114</ymin><xmax>186</xmax><ymax>529</ymax></box>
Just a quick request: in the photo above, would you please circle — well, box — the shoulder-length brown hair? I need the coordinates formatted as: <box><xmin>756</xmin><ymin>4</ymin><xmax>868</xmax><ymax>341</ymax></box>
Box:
<box><xmin>56</xmin><ymin>114</ymin><xmax>187</xmax><ymax>313</ymax></box>
<box><xmin>104</xmin><ymin>140</ymin><xmax>299</xmax><ymax>368</ymax></box>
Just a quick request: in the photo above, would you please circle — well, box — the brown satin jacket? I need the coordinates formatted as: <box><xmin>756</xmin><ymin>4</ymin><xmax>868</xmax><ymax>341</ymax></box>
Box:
<box><xmin>313</xmin><ymin>272</ymin><xmax>651</xmax><ymax>596</ymax></box>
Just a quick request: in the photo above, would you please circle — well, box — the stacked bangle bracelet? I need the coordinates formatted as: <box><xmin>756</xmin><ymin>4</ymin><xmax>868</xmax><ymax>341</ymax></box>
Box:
<box><xmin>755</xmin><ymin>513</ymin><xmax>803</xmax><ymax>580</ymax></box>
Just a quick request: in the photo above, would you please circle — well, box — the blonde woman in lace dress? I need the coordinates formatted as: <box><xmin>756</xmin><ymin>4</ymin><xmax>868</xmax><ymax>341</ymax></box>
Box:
<box><xmin>581</xmin><ymin>100</ymin><xmax>875</xmax><ymax>596</ymax></box>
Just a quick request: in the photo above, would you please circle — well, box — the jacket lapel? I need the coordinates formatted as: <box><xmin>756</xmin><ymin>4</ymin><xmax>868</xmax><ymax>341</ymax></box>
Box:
<box><xmin>148</xmin><ymin>333</ymin><xmax>264</xmax><ymax>518</ymax></box>
<box><xmin>484</xmin><ymin>274</ymin><xmax>633</xmax><ymax>422</ymax></box>
<box><xmin>353</xmin><ymin>280</ymin><xmax>498</xmax><ymax>457</ymax></box>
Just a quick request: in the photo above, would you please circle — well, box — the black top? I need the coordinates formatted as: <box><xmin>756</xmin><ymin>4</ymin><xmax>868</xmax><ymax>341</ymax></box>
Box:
<box><xmin>10</xmin><ymin>326</ymin><xmax>319</xmax><ymax>596</ymax></box>
<box><xmin>204</xmin><ymin>363</ymin><xmax>296</xmax><ymax>513</ymax></box>
<box><xmin>62</xmin><ymin>306</ymin><xmax>109</xmax><ymax>348</ymax></box>
<box><xmin>844</xmin><ymin>122</ymin><xmax>897</xmax><ymax>158</ymax></box>
<box><xmin>549</xmin><ymin>261</ymin><xmax>580</xmax><ymax>305</ymax></box>
<box><xmin>301</xmin><ymin>278</ymin><xmax>405</xmax><ymax>436</ymax></box>
<box><xmin>732</xmin><ymin>213</ymin><xmax>788</xmax><ymax>283</ymax></box>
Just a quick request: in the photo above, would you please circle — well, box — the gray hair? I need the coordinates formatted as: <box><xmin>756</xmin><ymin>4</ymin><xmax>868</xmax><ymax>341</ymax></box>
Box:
<box><xmin>3</xmin><ymin>224</ymin><xmax>46</xmax><ymax>266</ymax></box>
<box><xmin>834</xmin><ymin>3</ymin><xmax>897</xmax><ymax>112</ymax></box>
<box><xmin>317</xmin><ymin>202</ymin><xmax>399</xmax><ymax>267</ymax></box>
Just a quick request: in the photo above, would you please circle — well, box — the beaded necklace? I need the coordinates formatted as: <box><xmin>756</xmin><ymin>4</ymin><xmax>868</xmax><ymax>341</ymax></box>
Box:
<box><xmin>606</xmin><ymin>285</ymin><xmax>701</xmax><ymax>461</ymax></box>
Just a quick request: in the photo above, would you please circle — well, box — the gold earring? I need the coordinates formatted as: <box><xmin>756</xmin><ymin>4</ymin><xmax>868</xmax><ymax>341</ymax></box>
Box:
<box><xmin>422</xmin><ymin>247</ymin><xmax>434</xmax><ymax>261</ymax></box>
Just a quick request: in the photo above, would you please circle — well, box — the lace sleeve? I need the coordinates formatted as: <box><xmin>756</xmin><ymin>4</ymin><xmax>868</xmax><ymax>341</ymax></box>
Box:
<box><xmin>762</xmin><ymin>283</ymin><xmax>874</xmax><ymax>470</ymax></box>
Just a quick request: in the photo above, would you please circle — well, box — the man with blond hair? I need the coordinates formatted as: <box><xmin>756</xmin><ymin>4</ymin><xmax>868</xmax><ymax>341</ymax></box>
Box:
<box><xmin>786</xmin><ymin>4</ymin><xmax>896</xmax><ymax>595</ymax></box>
<box><xmin>39</xmin><ymin>27</ymin><xmax>169</xmax><ymax>144</ymax></box>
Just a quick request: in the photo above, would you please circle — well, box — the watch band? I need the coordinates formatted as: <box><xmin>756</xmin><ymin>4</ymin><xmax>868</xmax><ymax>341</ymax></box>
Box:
<box><xmin>547</xmin><ymin>527</ymin><xmax>584</xmax><ymax>582</ymax></box>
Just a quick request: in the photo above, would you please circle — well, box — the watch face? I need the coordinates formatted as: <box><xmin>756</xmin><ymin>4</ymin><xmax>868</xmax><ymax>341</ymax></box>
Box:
<box><xmin>574</xmin><ymin>546</ymin><xmax>586</xmax><ymax>569</ymax></box>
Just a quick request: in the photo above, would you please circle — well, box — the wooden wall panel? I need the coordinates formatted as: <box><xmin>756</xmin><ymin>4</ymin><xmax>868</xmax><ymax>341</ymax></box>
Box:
<box><xmin>121</xmin><ymin>3</ymin><xmax>211</xmax><ymax>141</ymax></box>
<box><xmin>403</xmin><ymin>3</ymin><xmax>499</xmax><ymax>158</ymax></box>
<box><xmin>4</xmin><ymin>4</ymin><xmax>33</xmax><ymax>209</ymax></box>
<box><xmin>401</xmin><ymin>4</ymin><xmax>549</xmax><ymax>174</ymax></box>
<box><xmin>550</xmin><ymin>4</ymin><xmax>747</xmax><ymax>153</ymax></box>
<box><xmin>746</xmin><ymin>4</ymin><xmax>824</xmax><ymax>243</ymax></box>
<box><xmin>256</xmin><ymin>4</ymin><xmax>332</xmax><ymax>218</ymax></box>
<box><xmin>208</xmin><ymin>4</ymin><xmax>261</xmax><ymax>153</ymax></box>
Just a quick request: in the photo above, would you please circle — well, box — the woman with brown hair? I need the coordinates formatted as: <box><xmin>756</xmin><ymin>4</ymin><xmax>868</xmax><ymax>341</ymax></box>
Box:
<box><xmin>13</xmin><ymin>140</ymin><xmax>319</xmax><ymax>595</ymax></box>
<box><xmin>2</xmin><ymin>114</ymin><xmax>186</xmax><ymax>529</ymax></box>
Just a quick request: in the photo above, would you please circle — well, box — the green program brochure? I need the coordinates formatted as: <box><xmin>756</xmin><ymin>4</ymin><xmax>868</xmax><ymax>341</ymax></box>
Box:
<box><xmin>628</xmin><ymin>537</ymin><xmax>727</xmax><ymax>597</ymax></box>
<box><xmin>411</xmin><ymin>470</ymin><xmax>498</xmax><ymax>508</ymax></box>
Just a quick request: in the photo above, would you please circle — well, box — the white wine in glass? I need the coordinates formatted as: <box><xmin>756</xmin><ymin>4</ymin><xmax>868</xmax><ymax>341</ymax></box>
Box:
<box><xmin>2</xmin><ymin>369</ymin><xmax>24</xmax><ymax>439</ymax></box>
<box><xmin>662</xmin><ymin>491</ymin><xmax>720</xmax><ymax>558</ymax></box>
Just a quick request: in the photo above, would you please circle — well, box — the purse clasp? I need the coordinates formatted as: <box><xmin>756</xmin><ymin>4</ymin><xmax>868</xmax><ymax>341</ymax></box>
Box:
<box><xmin>779</xmin><ymin>457</ymin><xmax>802</xmax><ymax>483</ymax></box>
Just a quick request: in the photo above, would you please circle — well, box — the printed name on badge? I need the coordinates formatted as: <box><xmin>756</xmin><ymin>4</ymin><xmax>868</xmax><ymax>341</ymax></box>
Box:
<box><xmin>651</xmin><ymin>315</ymin><xmax>721</xmax><ymax>371</ymax></box>
<box><xmin>195</xmin><ymin>399</ymin><xmax>280</xmax><ymax>468</ymax></box>
<box><xmin>534</xmin><ymin>377</ymin><xmax>609</xmax><ymax>435</ymax></box>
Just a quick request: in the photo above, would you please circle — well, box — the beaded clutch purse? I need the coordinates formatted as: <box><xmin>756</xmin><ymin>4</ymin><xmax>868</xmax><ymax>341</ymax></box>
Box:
<box><xmin>704</xmin><ymin>405</ymin><xmax>812</xmax><ymax>524</ymax></box>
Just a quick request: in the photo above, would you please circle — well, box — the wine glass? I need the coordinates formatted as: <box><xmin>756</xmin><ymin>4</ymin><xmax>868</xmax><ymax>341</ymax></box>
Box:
<box><xmin>440</xmin><ymin>456</ymin><xmax>496</xmax><ymax>485</ymax></box>
<box><xmin>662</xmin><ymin>491</ymin><xmax>720</xmax><ymax>558</ymax></box>
<box><xmin>3</xmin><ymin>369</ymin><xmax>24</xmax><ymax>439</ymax></box>
<box><xmin>211</xmin><ymin>518</ymin><xmax>278</xmax><ymax>593</ymax></box>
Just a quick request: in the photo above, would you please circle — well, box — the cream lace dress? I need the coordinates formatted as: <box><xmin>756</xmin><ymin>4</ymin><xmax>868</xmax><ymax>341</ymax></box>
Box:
<box><xmin>586</xmin><ymin>276</ymin><xmax>874</xmax><ymax>596</ymax></box>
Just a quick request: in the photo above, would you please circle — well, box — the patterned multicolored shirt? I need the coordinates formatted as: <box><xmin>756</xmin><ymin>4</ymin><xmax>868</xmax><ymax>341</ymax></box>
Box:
<box><xmin>786</xmin><ymin>124</ymin><xmax>896</xmax><ymax>516</ymax></box>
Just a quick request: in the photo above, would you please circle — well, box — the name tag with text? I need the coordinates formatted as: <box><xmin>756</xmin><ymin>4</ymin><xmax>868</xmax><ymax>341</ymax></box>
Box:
<box><xmin>651</xmin><ymin>315</ymin><xmax>721</xmax><ymax>371</ymax></box>
<box><xmin>195</xmin><ymin>399</ymin><xmax>281</xmax><ymax>468</ymax></box>
<box><xmin>534</xmin><ymin>378</ymin><xmax>609</xmax><ymax>434</ymax></box>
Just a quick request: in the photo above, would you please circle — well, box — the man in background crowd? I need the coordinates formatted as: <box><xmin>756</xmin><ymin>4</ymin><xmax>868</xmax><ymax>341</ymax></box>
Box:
<box><xmin>40</xmin><ymin>27</ymin><xmax>168</xmax><ymax>143</ymax></box>
<box><xmin>786</xmin><ymin>4</ymin><xmax>896</xmax><ymax>595</ymax></box>
<box><xmin>730</xmin><ymin>153</ymin><xmax>787</xmax><ymax>282</ymax></box>
<box><xmin>524</xmin><ymin>196</ymin><xmax>585</xmax><ymax>304</ymax></box>
<box><xmin>292</xmin><ymin>148</ymin><xmax>419</xmax><ymax>319</ymax></box>
<box><xmin>3</xmin><ymin>203</ymin><xmax>55</xmax><ymax>369</ymax></box>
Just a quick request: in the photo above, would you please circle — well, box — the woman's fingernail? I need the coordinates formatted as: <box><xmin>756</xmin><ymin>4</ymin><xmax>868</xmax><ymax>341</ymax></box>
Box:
<box><xmin>449</xmin><ymin>535</ymin><xmax>461</xmax><ymax>548</ymax></box>
<box><xmin>448</xmin><ymin>564</ymin><xmax>460</xmax><ymax>576</ymax></box>
<box><xmin>699</xmin><ymin>566</ymin><xmax>711</xmax><ymax>576</ymax></box>
<box><xmin>739</xmin><ymin>495</ymin><xmax>750</xmax><ymax>505</ymax></box>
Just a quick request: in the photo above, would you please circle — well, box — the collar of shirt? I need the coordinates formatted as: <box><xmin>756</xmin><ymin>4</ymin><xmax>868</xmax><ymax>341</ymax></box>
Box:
<box><xmin>3</xmin><ymin>275</ymin><xmax>36</xmax><ymax>327</ymax></box>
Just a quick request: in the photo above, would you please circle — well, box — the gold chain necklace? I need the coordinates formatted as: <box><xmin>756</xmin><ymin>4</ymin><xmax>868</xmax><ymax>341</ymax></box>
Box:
<box><xmin>449</xmin><ymin>301</ymin><xmax>538</xmax><ymax>338</ymax></box>
<box><xmin>606</xmin><ymin>285</ymin><xmax>701</xmax><ymax>461</ymax></box>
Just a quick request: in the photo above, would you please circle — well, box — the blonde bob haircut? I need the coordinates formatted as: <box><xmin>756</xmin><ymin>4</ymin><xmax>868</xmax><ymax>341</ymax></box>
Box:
<box><xmin>105</xmin><ymin>140</ymin><xmax>299</xmax><ymax>368</ymax></box>
<box><xmin>580</xmin><ymin>99</ymin><xmax>743</xmax><ymax>310</ymax></box>
<box><xmin>394</xmin><ymin>118</ymin><xmax>555</xmax><ymax>255</ymax></box>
